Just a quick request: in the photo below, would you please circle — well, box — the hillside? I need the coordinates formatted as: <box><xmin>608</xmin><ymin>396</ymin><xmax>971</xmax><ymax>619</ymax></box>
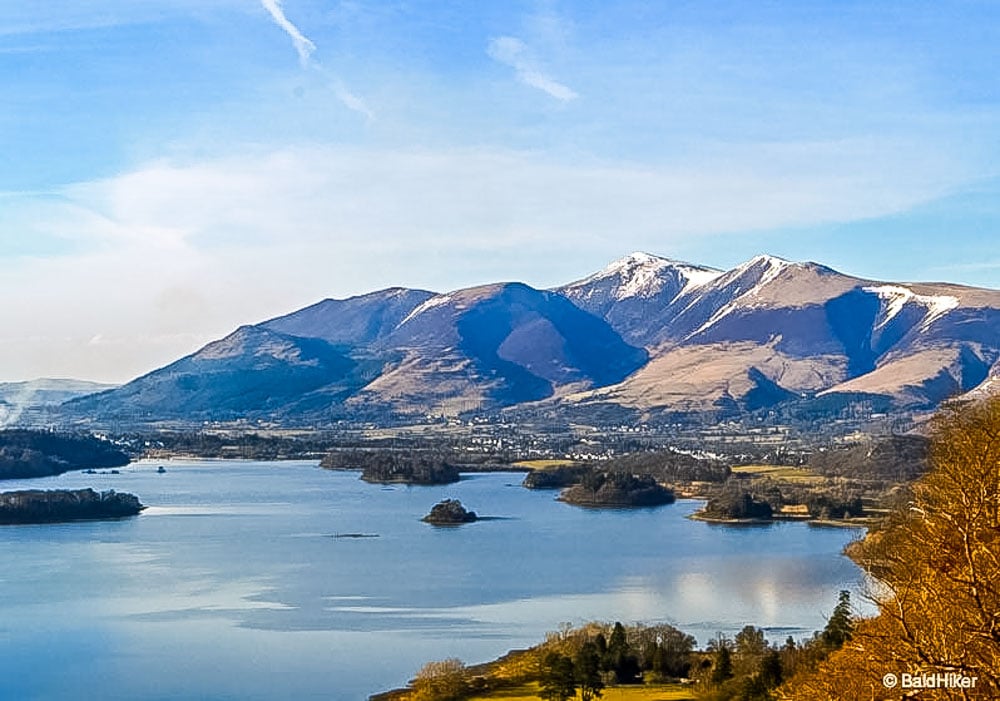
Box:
<box><xmin>0</xmin><ymin>430</ymin><xmax>130</xmax><ymax>479</ymax></box>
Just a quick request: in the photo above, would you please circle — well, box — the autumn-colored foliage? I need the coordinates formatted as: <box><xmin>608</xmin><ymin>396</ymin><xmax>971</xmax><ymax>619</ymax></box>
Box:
<box><xmin>781</xmin><ymin>396</ymin><xmax>1000</xmax><ymax>699</ymax></box>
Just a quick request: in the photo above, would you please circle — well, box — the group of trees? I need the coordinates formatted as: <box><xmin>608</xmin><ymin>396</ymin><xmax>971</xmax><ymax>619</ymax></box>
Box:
<box><xmin>321</xmin><ymin>450</ymin><xmax>461</xmax><ymax>484</ymax></box>
<box><xmin>696</xmin><ymin>592</ymin><xmax>854</xmax><ymax>701</ymax></box>
<box><xmin>595</xmin><ymin>450</ymin><xmax>732</xmax><ymax>483</ymax></box>
<box><xmin>408</xmin><ymin>620</ymin><xmax>697</xmax><ymax>700</ymax></box>
<box><xmin>539</xmin><ymin>621</ymin><xmax>695</xmax><ymax>699</ymax></box>
<box><xmin>702</xmin><ymin>485</ymin><xmax>774</xmax><ymax>520</ymax></box>
<box><xmin>405</xmin><ymin>606</ymin><xmax>853</xmax><ymax>701</ymax></box>
<box><xmin>538</xmin><ymin>642</ymin><xmax>602</xmax><ymax>701</ymax></box>
<box><xmin>806</xmin><ymin>434</ymin><xmax>930</xmax><ymax>481</ymax></box>
<box><xmin>561</xmin><ymin>471</ymin><xmax>676</xmax><ymax>506</ymax></box>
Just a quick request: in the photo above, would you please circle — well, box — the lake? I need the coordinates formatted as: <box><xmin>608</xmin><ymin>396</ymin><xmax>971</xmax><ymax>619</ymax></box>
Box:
<box><xmin>0</xmin><ymin>460</ymin><xmax>868</xmax><ymax>700</ymax></box>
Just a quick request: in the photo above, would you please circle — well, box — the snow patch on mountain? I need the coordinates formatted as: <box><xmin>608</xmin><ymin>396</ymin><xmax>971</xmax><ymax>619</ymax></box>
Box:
<box><xmin>864</xmin><ymin>285</ymin><xmax>960</xmax><ymax>330</ymax></box>
<box><xmin>398</xmin><ymin>293</ymin><xmax>454</xmax><ymax>326</ymax></box>
<box><xmin>680</xmin><ymin>267</ymin><xmax>724</xmax><ymax>294</ymax></box>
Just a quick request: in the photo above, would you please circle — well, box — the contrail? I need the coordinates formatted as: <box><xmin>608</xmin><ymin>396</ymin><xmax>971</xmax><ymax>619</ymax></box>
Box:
<box><xmin>487</xmin><ymin>36</ymin><xmax>578</xmax><ymax>102</ymax></box>
<box><xmin>260</xmin><ymin>0</ymin><xmax>316</xmax><ymax>67</ymax></box>
<box><xmin>259</xmin><ymin>0</ymin><xmax>374</xmax><ymax>120</ymax></box>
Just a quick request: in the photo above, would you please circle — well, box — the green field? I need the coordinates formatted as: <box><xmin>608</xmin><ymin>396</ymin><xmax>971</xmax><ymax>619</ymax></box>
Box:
<box><xmin>468</xmin><ymin>682</ymin><xmax>696</xmax><ymax>700</ymax></box>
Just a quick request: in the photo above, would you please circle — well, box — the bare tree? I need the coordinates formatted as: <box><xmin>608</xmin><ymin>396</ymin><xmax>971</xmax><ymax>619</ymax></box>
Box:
<box><xmin>411</xmin><ymin>658</ymin><xmax>469</xmax><ymax>701</ymax></box>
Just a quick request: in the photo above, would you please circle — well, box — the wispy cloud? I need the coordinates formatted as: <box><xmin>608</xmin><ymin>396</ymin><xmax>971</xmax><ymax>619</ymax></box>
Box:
<box><xmin>260</xmin><ymin>0</ymin><xmax>315</xmax><ymax>66</ymax></box>
<box><xmin>333</xmin><ymin>81</ymin><xmax>375</xmax><ymax>121</ymax></box>
<box><xmin>258</xmin><ymin>0</ymin><xmax>373</xmax><ymax>119</ymax></box>
<box><xmin>487</xmin><ymin>36</ymin><xmax>578</xmax><ymax>102</ymax></box>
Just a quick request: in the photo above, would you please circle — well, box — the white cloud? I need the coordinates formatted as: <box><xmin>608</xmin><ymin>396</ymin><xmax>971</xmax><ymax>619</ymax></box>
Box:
<box><xmin>487</xmin><ymin>36</ymin><xmax>578</xmax><ymax>102</ymax></box>
<box><xmin>0</xmin><ymin>139</ymin><xmax>975</xmax><ymax>382</ymax></box>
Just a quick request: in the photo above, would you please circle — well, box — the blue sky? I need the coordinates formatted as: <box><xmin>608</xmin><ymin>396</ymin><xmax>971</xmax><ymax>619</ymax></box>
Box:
<box><xmin>1</xmin><ymin>0</ymin><xmax>998</xmax><ymax>382</ymax></box>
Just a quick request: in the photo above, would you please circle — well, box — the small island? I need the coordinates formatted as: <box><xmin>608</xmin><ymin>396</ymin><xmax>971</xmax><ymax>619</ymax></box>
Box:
<box><xmin>321</xmin><ymin>451</ymin><xmax>460</xmax><ymax>485</ymax></box>
<box><xmin>0</xmin><ymin>488</ymin><xmax>145</xmax><ymax>525</ymax></box>
<box><xmin>560</xmin><ymin>472</ymin><xmax>676</xmax><ymax>508</ymax></box>
<box><xmin>422</xmin><ymin>499</ymin><xmax>478</xmax><ymax>525</ymax></box>
<box><xmin>693</xmin><ymin>489</ymin><xmax>775</xmax><ymax>523</ymax></box>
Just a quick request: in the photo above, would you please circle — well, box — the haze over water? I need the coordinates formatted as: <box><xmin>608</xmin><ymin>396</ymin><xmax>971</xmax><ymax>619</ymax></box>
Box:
<box><xmin>0</xmin><ymin>461</ymin><xmax>867</xmax><ymax>700</ymax></box>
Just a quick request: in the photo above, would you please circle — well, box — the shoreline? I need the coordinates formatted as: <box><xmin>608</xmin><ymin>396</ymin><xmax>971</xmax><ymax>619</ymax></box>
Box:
<box><xmin>689</xmin><ymin>509</ymin><xmax>872</xmax><ymax>528</ymax></box>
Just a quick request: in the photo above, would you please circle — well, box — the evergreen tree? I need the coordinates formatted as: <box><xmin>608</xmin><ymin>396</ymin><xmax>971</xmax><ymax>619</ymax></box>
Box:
<box><xmin>757</xmin><ymin>649</ymin><xmax>783</xmax><ymax>688</ymax></box>
<box><xmin>604</xmin><ymin>621</ymin><xmax>641</xmax><ymax>683</ymax></box>
<box><xmin>711</xmin><ymin>644</ymin><xmax>734</xmax><ymax>685</ymax></box>
<box><xmin>733</xmin><ymin>625</ymin><xmax>768</xmax><ymax>678</ymax></box>
<box><xmin>574</xmin><ymin>641</ymin><xmax>605</xmax><ymax>701</ymax></box>
<box><xmin>820</xmin><ymin>590</ymin><xmax>853</xmax><ymax>649</ymax></box>
<box><xmin>538</xmin><ymin>652</ymin><xmax>576</xmax><ymax>701</ymax></box>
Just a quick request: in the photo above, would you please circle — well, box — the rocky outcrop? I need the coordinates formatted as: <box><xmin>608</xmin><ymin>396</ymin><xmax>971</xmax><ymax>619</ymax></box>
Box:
<box><xmin>421</xmin><ymin>499</ymin><xmax>477</xmax><ymax>524</ymax></box>
<box><xmin>0</xmin><ymin>488</ymin><xmax>145</xmax><ymax>524</ymax></box>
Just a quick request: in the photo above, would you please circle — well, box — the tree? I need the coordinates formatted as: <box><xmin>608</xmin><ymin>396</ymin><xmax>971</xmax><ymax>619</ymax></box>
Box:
<box><xmin>538</xmin><ymin>652</ymin><xmax>576</xmax><ymax>701</ymax></box>
<box><xmin>733</xmin><ymin>625</ymin><xmax>768</xmax><ymax>677</ymax></box>
<box><xmin>820</xmin><ymin>590</ymin><xmax>853</xmax><ymax>650</ymax></box>
<box><xmin>411</xmin><ymin>658</ymin><xmax>468</xmax><ymax>701</ymax></box>
<box><xmin>710</xmin><ymin>643</ymin><xmax>734</xmax><ymax>685</ymax></box>
<box><xmin>650</xmin><ymin>634</ymin><xmax>695</xmax><ymax>680</ymax></box>
<box><xmin>575</xmin><ymin>641</ymin><xmax>605</xmax><ymax>701</ymax></box>
<box><xmin>781</xmin><ymin>396</ymin><xmax>1000</xmax><ymax>698</ymax></box>
<box><xmin>756</xmin><ymin>649</ymin><xmax>783</xmax><ymax>689</ymax></box>
<box><xmin>604</xmin><ymin>621</ymin><xmax>641</xmax><ymax>683</ymax></box>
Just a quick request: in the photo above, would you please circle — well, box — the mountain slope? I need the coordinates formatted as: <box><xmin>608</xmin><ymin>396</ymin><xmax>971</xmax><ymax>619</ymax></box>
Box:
<box><xmin>347</xmin><ymin>282</ymin><xmax>648</xmax><ymax>414</ymax></box>
<box><xmin>65</xmin><ymin>326</ymin><xmax>366</xmax><ymax>422</ymax></box>
<box><xmin>261</xmin><ymin>287</ymin><xmax>434</xmax><ymax>347</ymax></box>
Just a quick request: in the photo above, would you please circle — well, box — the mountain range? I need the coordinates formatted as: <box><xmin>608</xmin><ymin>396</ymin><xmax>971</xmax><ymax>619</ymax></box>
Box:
<box><xmin>0</xmin><ymin>379</ymin><xmax>118</xmax><ymax>428</ymax></box>
<box><xmin>64</xmin><ymin>253</ymin><xmax>1000</xmax><ymax>426</ymax></box>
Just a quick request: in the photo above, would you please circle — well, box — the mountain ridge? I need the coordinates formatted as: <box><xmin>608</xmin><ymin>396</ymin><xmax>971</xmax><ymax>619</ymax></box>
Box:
<box><xmin>59</xmin><ymin>252</ymin><xmax>1000</xmax><ymax>427</ymax></box>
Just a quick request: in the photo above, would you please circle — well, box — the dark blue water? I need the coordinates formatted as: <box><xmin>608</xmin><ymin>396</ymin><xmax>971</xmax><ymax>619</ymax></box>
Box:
<box><xmin>0</xmin><ymin>460</ymin><xmax>867</xmax><ymax>700</ymax></box>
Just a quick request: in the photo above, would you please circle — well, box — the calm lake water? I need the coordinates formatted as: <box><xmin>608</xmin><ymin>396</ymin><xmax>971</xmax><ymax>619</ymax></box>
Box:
<box><xmin>0</xmin><ymin>460</ymin><xmax>868</xmax><ymax>700</ymax></box>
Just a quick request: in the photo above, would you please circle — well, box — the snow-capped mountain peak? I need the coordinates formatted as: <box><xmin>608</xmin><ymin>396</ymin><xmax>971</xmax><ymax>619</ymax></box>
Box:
<box><xmin>730</xmin><ymin>254</ymin><xmax>794</xmax><ymax>286</ymax></box>
<box><xmin>563</xmin><ymin>252</ymin><xmax>722</xmax><ymax>302</ymax></box>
